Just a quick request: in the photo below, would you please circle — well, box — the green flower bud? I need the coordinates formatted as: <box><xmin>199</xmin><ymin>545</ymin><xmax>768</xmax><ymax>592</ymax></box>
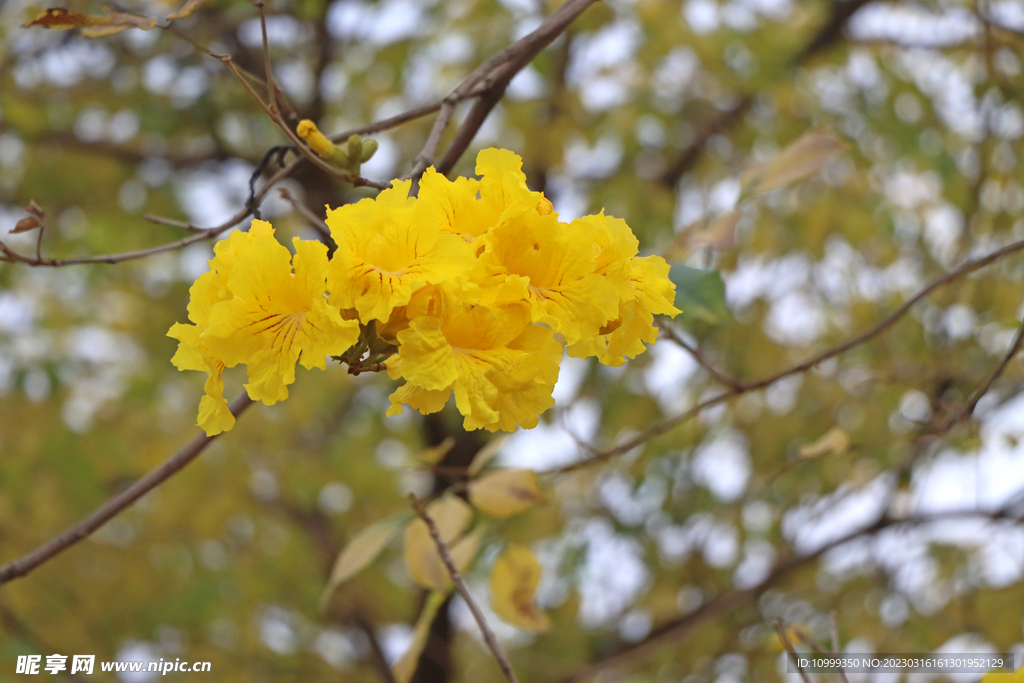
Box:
<box><xmin>360</xmin><ymin>139</ymin><xmax>379</xmax><ymax>163</ymax></box>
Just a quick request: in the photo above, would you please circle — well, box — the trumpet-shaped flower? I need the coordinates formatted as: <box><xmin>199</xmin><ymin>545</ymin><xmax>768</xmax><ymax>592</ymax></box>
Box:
<box><xmin>569</xmin><ymin>255</ymin><xmax>680</xmax><ymax>366</ymax></box>
<box><xmin>386</xmin><ymin>300</ymin><xmax>561</xmax><ymax>432</ymax></box>
<box><xmin>168</xmin><ymin>269</ymin><xmax>236</xmax><ymax>435</ymax></box>
<box><xmin>326</xmin><ymin>180</ymin><xmax>475</xmax><ymax>323</ymax></box>
<box><xmin>202</xmin><ymin>229</ymin><xmax>360</xmax><ymax>406</ymax></box>
<box><xmin>477</xmin><ymin>209</ymin><xmax>620</xmax><ymax>344</ymax></box>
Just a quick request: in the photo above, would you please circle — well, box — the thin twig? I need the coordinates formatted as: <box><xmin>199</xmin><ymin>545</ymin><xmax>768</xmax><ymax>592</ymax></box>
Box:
<box><xmin>656</xmin><ymin>319</ymin><xmax>743</xmax><ymax>391</ymax></box>
<box><xmin>255</xmin><ymin>0</ymin><xmax>277</xmax><ymax>114</ymax></box>
<box><xmin>144</xmin><ymin>213</ymin><xmax>207</xmax><ymax>233</ymax></box>
<box><xmin>277</xmin><ymin>188</ymin><xmax>332</xmax><ymax>242</ymax></box>
<box><xmin>0</xmin><ymin>393</ymin><xmax>254</xmax><ymax>585</ymax></box>
<box><xmin>794</xmin><ymin>627</ymin><xmax>849</xmax><ymax>683</ymax></box>
<box><xmin>554</xmin><ymin>235</ymin><xmax>1024</xmax><ymax>473</ymax></box>
<box><xmin>353</xmin><ymin>612</ymin><xmax>399</xmax><ymax>683</ymax></box>
<box><xmin>773</xmin><ymin>618</ymin><xmax>812</xmax><ymax>683</ymax></box>
<box><xmin>936</xmin><ymin>319</ymin><xmax>1024</xmax><ymax>432</ymax></box>
<box><xmin>408</xmin><ymin>494</ymin><xmax>520</xmax><ymax>683</ymax></box>
<box><xmin>561</xmin><ymin>503</ymin><xmax>1024</xmax><ymax>683</ymax></box>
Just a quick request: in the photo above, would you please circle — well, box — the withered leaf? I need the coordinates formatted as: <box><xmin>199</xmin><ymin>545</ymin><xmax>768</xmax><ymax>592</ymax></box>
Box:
<box><xmin>22</xmin><ymin>8</ymin><xmax>109</xmax><ymax>29</ymax></box>
<box><xmin>25</xmin><ymin>200</ymin><xmax>46</xmax><ymax>220</ymax></box>
<box><xmin>11</xmin><ymin>217</ymin><xmax>41</xmax><ymax>234</ymax></box>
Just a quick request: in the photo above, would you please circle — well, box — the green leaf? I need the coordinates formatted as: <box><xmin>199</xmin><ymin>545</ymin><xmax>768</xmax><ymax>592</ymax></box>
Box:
<box><xmin>319</xmin><ymin>515</ymin><xmax>408</xmax><ymax>611</ymax></box>
<box><xmin>668</xmin><ymin>265</ymin><xmax>733</xmax><ymax>327</ymax></box>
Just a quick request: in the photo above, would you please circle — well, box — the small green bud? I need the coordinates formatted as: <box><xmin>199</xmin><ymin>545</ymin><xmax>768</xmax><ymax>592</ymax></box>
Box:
<box><xmin>346</xmin><ymin>134</ymin><xmax>363</xmax><ymax>162</ymax></box>
<box><xmin>327</xmin><ymin>146</ymin><xmax>351</xmax><ymax>167</ymax></box>
<box><xmin>360</xmin><ymin>139</ymin><xmax>378</xmax><ymax>163</ymax></box>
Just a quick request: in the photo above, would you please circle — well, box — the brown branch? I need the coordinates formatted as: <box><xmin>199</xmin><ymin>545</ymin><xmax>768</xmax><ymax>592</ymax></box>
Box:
<box><xmin>774</xmin><ymin>618</ymin><xmax>812</xmax><ymax>683</ymax></box>
<box><xmin>405</xmin><ymin>0</ymin><xmax>601</xmax><ymax>183</ymax></box>
<box><xmin>656</xmin><ymin>319</ymin><xmax>743</xmax><ymax>391</ymax></box>
<box><xmin>408</xmin><ymin>494</ymin><xmax>520</xmax><ymax>683</ymax></box>
<box><xmin>935</xmin><ymin>318</ymin><xmax>1024</xmax><ymax>433</ymax></box>
<box><xmin>794</xmin><ymin>626</ymin><xmax>850</xmax><ymax>683</ymax></box>
<box><xmin>277</xmin><ymin>188</ymin><xmax>332</xmax><ymax>242</ymax></box>
<box><xmin>555</xmin><ymin>234</ymin><xmax>1024</xmax><ymax>473</ymax></box>
<box><xmin>0</xmin><ymin>392</ymin><xmax>254</xmax><ymax>586</ymax></box>
<box><xmin>659</xmin><ymin>0</ymin><xmax>876</xmax><ymax>188</ymax></box>
<box><xmin>561</xmin><ymin>503</ymin><xmax>1024</xmax><ymax>683</ymax></box>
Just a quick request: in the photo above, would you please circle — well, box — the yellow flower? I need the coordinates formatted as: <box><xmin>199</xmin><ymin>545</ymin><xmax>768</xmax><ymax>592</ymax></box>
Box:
<box><xmin>326</xmin><ymin>180</ymin><xmax>475</xmax><ymax>324</ymax></box>
<box><xmin>164</xmin><ymin>220</ymin><xmax>279</xmax><ymax>436</ymax></box>
<box><xmin>569</xmin><ymin>255</ymin><xmax>680</xmax><ymax>366</ymax></box>
<box><xmin>475</xmin><ymin>148</ymin><xmax>552</xmax><ymax>225</ymax></box>
<box><xmin>167</xmin><ymin>269</ymin><xmax>235</xmax><ymax>435</ymax></box>
<box><xmin>296</xmin><ymin>119</ymin><xmax>335</xmax><ymax>158</ymax></box>
<box><xmin>417</xmin><ymin>149</ymin><xmax>553</xmax><ymax>243</ymax></box>
<box><xmin>477</xmin><ymin>208</ymin><xmax>621</xmax><ymax>344</ymax></box>
<box><xmin>386</xmin><ymin>299</ymin><xmax>561</xmax><ymax>432</ymax></box>
<box><xmin>201</xmin><ymin>227</ymin><xmax>360</xmax><ymax>406</ymax></box>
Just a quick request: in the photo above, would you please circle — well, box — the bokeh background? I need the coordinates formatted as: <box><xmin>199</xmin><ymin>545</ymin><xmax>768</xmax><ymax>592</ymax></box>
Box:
<box><xmin>1</xmin><ymin>0</ymin><xmax>1024</xmax><ymax>681</ymax></box>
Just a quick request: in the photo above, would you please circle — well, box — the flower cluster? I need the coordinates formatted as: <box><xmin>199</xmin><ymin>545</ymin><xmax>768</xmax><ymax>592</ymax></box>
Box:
<box><xmin>169</xmin><ymin>148</ymin><xmax>678</xmax><ymax>436</ymax></box>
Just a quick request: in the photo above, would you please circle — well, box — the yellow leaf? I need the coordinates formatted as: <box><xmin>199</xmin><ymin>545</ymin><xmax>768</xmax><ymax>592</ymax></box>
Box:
<box><xmin>797</xmin><ymin>427</ymin><xmax>850</xmax><ymax>459</ymax></box>
<box><xmin>469</xmin><ymin>468</ymin><xmax>544</xmax><ymax>519</ymax></box>
<box><xmin>467</xmin><ymin>435</ymin><xmax>507</xmax><ymax>477</ymax></box>
<box><xmin>320</xmin><ymin>517</ymin><xmax>404</xmax><ymax>610</ymax></box>
<box><xmin>393</xmin><ymin>590</ymin><xmax>448</xmax><ymax>683</ymax></box>
<box><xmin>403</xmin><ymin>495</ymin><xmax>475</xmax><ymax>589</ymax></box>
<box><xmin>490</xmin><ymin>544</ymin><xmax>550</xmax><ymax>631</ymax></box>
<box><xmin>741</xmin><ymin>131</ymin><xmax>846</xmax><ymax>196</ymax></box>
<box><xmin>167</xmin><ymin>0</ymin><xmax>208</xmax><ymax>20</ymax></box>
<box><xmin>420</xmin><ymin>436</ymin><xmax>455</xmax><ymax>466</ymax></box>
<box><xmin>81</xmin><ymin>25</ymin><xmax>128</xmax><ymax>38</ymax></box>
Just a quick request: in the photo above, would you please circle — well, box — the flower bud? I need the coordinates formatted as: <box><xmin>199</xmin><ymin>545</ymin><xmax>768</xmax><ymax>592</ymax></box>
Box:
<box><xmin>297</xmin><ymin>119</ymin><xmax>335</xmax><ymax>158</ymax></box>
<box><xmin>360</xmin><ymin>139</ymin><xmax>379</xmax><ymax>163</ymax></box>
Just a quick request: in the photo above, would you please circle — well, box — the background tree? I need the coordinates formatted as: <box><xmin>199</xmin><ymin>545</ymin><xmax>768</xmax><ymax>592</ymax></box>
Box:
<box><xmin>1</xmin><ymin>0</ymin><xmax>1023</xmax><ymax>681</ymax></box>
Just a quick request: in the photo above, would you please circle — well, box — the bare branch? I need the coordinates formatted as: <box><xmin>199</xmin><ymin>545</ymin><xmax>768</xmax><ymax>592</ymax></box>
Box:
<box><xmin>408</xmin><ymin>494</ymin><xmax>520</xmax><ymax>683</ymax></box>
<box><xmin>794</xmin><ymin>626</ymin><xmax>850</xmax><ymax>683</ymax></box>
<box><xmin>773</xmin><ymin>618</ymin><xmax>812</xmax><ymax>683</ymax></box>
<box><xmin>555</xmin><ymin>235</ymin><xmax>1024</xmax><ymax>473</ymax></box>
<box><xmin>0</xmin><ymin>393</ymin><xmax>254</xmax><ymax>585</ymax></box>
<box><xmin>405</xmin><ymin>0</ymin><xmax>601</xmax><ymax>182</ymax></box>
<box><xmin>562</xmin><ymin>503</ymin><xmax>1024</xmax><ymax>682</ymax></box>
<box><xmin>278</xmin><ymin>188</ymin><xmax>332</xmax><ymax>243</ymax></box>
<box><xmin>656</xmin><ymin>319</ymin><xmax>743</xmax><ymax>391</ymax></box>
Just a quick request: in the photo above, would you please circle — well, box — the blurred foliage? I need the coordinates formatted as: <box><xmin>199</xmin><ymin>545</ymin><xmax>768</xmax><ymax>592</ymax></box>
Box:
<box><xmin>1</xmin><ymin>0</ymin><xmax>1024</xmax><ymax>681</ymax></box>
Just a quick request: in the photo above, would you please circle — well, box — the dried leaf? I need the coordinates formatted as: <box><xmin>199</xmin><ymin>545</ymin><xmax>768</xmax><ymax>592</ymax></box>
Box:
<box><xmin>11</xmin><ymin>217</ymin><xmax>41</xmax><ymax>234</ymax></box>
<box><xmin>467</xmin><ymin>434</ymin><xmax>506</xmax><ymax>477</ymax></box>
<box><xmin>798</xmin><ymin>427</ymin><xmax>849</xmax><ymax>459</ymax></box>
<box><xmin>81</xmin><ymin>25</ymin><xmax>127</xmax><ymax>38</ymax></box>
<box><xmin>103</xmin><ymin>8</ymin><xmax>157</xmax><ymax>30</ymax></box>
<box><xmin>21</xmin><ymin>8</ymin><xmax>109</xmax><ymax>29</ymax></box>
<box><xmin>25</xmin><ymin>201</ymin><xmax>46</xmax><ymax>220</ymax></box>
<box><xmin>665</xmin><ymin>209</ymin><xmax>743</xmax><ymax>261</ymax></box>
<box><xmin>393</xmin><ymin>590</ymin><xmax>448</xmax><ymax>683</ymax></box>
<box><xmin>320</xmin><ymin>516</ymin><xmax>405</xmax><ymax>610</ymax></box>
<box><xmin>469</xmin><ymin>469</ymin><xmax>544</xmax><ymax>519</ymax></box>
<box><xmin>403</xmin><ymin>495</ymin><xmax>475</xmax><ymax>590</ymax></box>
<box><xmin>741</xmin><ymin>131</ymin><xmax>846</xmax><ymax>196</ymax></box>
<box><xmin>490</xmin><ymin>544</ymin><xmax>550</xmax><ymax>631</ymax></box>
<box><xmin>22</xmin><ymin>6</ymin><xmax>156</xmax><ymax>33</ymax></box>
<box><xmin>166</xmin><ymin>0</ymin><xmax>208</xmax><ymax>21</ymax></box>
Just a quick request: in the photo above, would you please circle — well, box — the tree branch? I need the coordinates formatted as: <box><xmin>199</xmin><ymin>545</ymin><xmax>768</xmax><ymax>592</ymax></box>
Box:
<box><xmin>555</xmin><ymin>235</ymin><xmax>1024</xmax><ymax>473</ymax></box>
<box><xmin>408</xmin><ymin>494</ymin><xmax>519</xmax><ymax>683</ymax></box>
<box><xmin>0</xmin><ymin>392</ymin><xmax>253</xmax><ymax>586</ymax></box>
